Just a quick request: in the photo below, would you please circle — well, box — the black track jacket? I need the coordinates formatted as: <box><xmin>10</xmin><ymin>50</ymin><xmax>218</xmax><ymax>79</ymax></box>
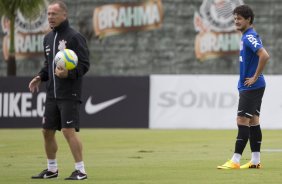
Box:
<box><xmin>38</xmin><ymin>20</ymin><xmax>90</xmax><ymax>101</ymax></box>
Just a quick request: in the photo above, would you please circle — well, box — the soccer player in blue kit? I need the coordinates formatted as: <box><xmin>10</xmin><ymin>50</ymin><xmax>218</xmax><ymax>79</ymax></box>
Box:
<box><xmin>217</xmin><ymin>5</ymin><xmax>270</xmax><ymax>169</ymax></box>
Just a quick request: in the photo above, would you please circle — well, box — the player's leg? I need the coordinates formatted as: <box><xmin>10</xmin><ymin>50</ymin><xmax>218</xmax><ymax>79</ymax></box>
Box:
<box><xmin>62</xmin><ymin>128</ymin><xmax>83</xmax><ymax>163</ymax></box>
<box><xmin>62</xmin><ymin>128</ymin><xmax>87</xmax><ymax>179</ymax></box>
<box><xmin>218</xmin><ymin>90</ymin><xmax>252</xmax><ymax>169</ymax></box>
<box><xmin>59</xmin><ymin>100</ymin><xmax>87</xmax><ymax>180</ymax></box>
<box><xmin>249</xmin><ymin>88</ymin><xmax>264</xmax><ymax>164</ymax></box>
<box><xmin>250</xmin><ymin>115</ymin><xmax>262</xmax><ymax>160</ymax></box>
<box><xmin>43</xmin><ymin>129</ymin><xmax>58</xmax><ymax>172</ymax></box>
<box><xmin>32</xmin><ymin>99</ymin><xmax>60</xmax><ymax>179</ymax></box>
<box><xmin>242</xmin><ymin>115</ymin><xmax>262</xmax><ymax>168</ymax></box>
<box><xmin>233</xmin><ymin>88</ymin><xmax>265</xmax><ymax>165</ymax></box>
<box><xmin>240</xmin><ymin>87</ymin><xmax>264</xmax><ymax>169</ymax></box>
<box><xmin>231</xmin><ymin>115</ymin><xmax>250</xmax><ymax>164</ymax></box>
<box><xmin>240</xmin><ymin>117</ymin><xmax>262</xmax><ymax>169</ymax></box>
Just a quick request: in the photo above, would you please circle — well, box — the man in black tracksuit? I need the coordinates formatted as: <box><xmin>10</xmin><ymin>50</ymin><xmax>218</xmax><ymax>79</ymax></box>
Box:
<box><xmin>29</xmin><ymin>0</ymin><xmax>89</xmax><ymax>180</ymax></box>
<box><xmin>40</xmin><ymin>19</ymin><xmax>89</xmax><ymax>101</ymax></box>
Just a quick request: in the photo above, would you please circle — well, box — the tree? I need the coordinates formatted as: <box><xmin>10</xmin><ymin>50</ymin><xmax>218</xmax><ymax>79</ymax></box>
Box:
<box><xmin>0</xmin><ymin>0</ymin><xmax>45</xmax><ymax>76</ymax></box>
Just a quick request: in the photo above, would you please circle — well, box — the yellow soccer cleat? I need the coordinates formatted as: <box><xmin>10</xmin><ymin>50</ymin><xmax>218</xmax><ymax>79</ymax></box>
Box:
<box><xmin>217</xmin><ymin>160</ymin><xmax>240</xmax><ymax>169</ymax></box>
<box><xmin>240</xmin><ymin>161</ymin><xmax>262</xmax><ymax>169</ymax></box>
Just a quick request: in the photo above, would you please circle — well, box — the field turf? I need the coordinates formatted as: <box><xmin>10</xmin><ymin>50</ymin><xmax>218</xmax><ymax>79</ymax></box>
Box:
<box><xmin>0</xmin><ymin>129</ymin><xmax>282</xmax><ymax>184</ymax></box>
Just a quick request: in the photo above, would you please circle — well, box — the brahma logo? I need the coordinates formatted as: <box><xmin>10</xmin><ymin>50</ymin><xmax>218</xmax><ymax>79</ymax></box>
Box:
<box><xmin>1</xmin><ymin>0</ymin><xmax>49</xmax><ymax>61</ymax></box>
<box><xmin>194</xmin><ymin>0</ymin><xmax>243</xmax><ymax>61</ymax></box>
<box><xmin>93</xmin><ymin>0</ymin><xmax>163</xmax><ymax>37</ymax></box>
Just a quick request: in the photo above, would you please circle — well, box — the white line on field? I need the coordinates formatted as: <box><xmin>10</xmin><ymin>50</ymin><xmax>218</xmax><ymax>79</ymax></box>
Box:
<box><xmin>261</xmin><ymin>149</ymin><xmax>282</xmax><ymax>152</ymax></box>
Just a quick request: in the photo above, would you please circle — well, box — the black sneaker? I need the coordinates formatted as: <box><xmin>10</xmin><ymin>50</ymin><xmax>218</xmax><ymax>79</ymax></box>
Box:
<box><xmin>65</xmin><ymin>170</ymin><xmax>87</xmax><ymax>180</ymax></box>
<box><xmin>31</xmin><ymin>169</ymin><xmax>58</xmax><ymax>179</ymax></box>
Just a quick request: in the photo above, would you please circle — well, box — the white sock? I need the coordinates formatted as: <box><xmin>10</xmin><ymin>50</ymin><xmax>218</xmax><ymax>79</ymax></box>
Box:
<box><xmin>75</xmin><ymin>161</ymin><xmax>86</xmax><ymax>174</ymax></box>
<box><xmin>251</xmin><ymin>152</ymin><xmax>260</xmax><ymax>165</ymax></box>
<box><xmin>231</xmin><ymin>153</ymin><xmax>241</xmax><ymax>164</ymax></box>
<box><xmin>47</xmin><ymin>159</ymin><xmax>58</xmax><ymax>172</ymax></box>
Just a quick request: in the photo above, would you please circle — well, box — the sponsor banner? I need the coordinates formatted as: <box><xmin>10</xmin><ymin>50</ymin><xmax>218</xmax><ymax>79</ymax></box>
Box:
<box><xmin>0</xmin><ymin>77</ymin><xmax>149</xmax><ymax>128</ymax></box>
<box><xmin>149</xmin><ymin>75</ymin><xmax>282</xmax><ymax>129</ymax></box>
<box><xmin>1</xmin><ymin>0</ymin><xmax>49</xmax><ymax>61</ymax></box>
<box><xmin>93</xmin><ymin>0</ymin><xmax>163</xmax><ymax>37</ymax></box>
<box><xmin>0</xmin><ymin>77</ymin><xmax>46</xmax><ymax>127</ymax></box>
<box><xmin>193</xmin><ymin>0</ymin><xmax>243</xmax><ymax>61</ymax></box>
<box><xmin>194</xmin><ymin>31</ymin><xmax>240</xmax><ymax>61</ymax></box>
<box><xmin>81</xmin><ymin>77</ymin><xmax>149</xmax><ymax>128</ymax></box>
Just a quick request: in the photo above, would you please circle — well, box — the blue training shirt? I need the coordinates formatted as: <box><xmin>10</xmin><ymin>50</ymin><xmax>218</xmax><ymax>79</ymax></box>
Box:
<box><xmin>238</xmin><ymin>27</ymin><xmax>265</xmax><ymax>91</ymax></box>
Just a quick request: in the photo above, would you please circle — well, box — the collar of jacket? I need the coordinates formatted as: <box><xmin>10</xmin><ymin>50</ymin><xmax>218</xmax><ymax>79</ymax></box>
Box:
<box><xmin>52</xmin><ymin>19</ymin><xmax>69</xmax><ymax>32</ymax></box>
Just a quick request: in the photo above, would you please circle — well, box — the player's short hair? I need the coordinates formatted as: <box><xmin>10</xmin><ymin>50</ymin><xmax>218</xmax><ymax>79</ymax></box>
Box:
<box><xmin>49</xmin><ymin>0</ymin><xmax>68</xmax><ymax>13</ymax></box>
<box><xmin>233</xmin><ymin>4</ymin><xmax>254</xmax><ymax>24</ymax></box>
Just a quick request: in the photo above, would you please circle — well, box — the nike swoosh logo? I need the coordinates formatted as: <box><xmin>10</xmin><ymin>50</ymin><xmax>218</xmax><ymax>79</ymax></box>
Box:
<box><xmin>66</xmin><ymin>120</ymin><xmax>73</xmax><ymax>124</ymax></box>
<box><xmin>85</xmin><ymin>95</ymin><xmax>127</xmax><ymax>114</ymax></box>
<box><xmin>77</xmin><ymin>175</ymin><xmax>87</xmax><ymax>180</ymax></box>
<box><xmin>43</xmin><ymin>173</ymin><xmax>57</xmax><ymax>179</ymax></box>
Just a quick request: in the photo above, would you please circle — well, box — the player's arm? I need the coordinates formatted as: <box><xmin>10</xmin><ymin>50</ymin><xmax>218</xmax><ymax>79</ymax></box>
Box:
<box><xmin>254</xmin><ymin>48</ymin><xmax>270</xmax><ymax>78</ymax></box>
<box><xmin>244</xmin><ymin>47</ymin><xmax>270</xmax><ymax>86</ymax></box>
<box><xmin>29</xmin><ymin>37</ymin><xmax>49</xmax><ymax>92</ymax></box>
<box><xmin>38</xmin><ymin>37</ymin><xmax>49</xmax><ymax>81</ymax></box>
<box><xmin>29</xmin><ymin>76</ymin><xmax>41</xmax><ymax>93</ymax></box>
<box><xmin>67</xmin><ymin>34</ymin><xmax>90</xmax><ymax>80</ymax></box>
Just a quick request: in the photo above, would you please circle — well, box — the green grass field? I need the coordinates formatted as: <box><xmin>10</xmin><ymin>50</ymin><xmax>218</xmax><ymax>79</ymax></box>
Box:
<box><xmin>1</xmin><ymin>129</ymin><xmax>282</xmax><ymax>184</ymax></box>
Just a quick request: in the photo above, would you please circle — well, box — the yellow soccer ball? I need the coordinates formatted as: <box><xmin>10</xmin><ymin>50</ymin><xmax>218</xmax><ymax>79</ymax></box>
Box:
<box><xmin>55</xmin><ymin>49</ymin><xmax>78</xmax><ymax>70</ymax></box>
